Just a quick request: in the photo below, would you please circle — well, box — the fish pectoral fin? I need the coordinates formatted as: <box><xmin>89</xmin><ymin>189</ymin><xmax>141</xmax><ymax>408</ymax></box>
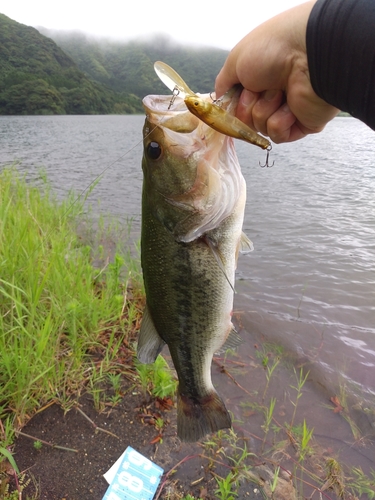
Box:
<box><xmin>215</xmin><ymin>327</ymin><xmax>243</xmax><ymax>354</ymax></box>
<box><xmin>204</xmin><ymin>236</ymin><xmax>236</xmax><ymax>293</ymax></box>
<box><xmin>137</xmin><ymin>304</ymin><xmax>165</xmax><ymax>364</ymax></box>
<box><xmin>240</xmin><ymin>232</ymin><xmax>254</xmax><ymax>254</ymax></box>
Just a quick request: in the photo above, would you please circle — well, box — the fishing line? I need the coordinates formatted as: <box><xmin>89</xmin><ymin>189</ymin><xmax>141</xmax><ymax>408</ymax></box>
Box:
<box><xmin>74</xmin><ymin>92</ymin><xmax>175</xmax><ymax>215</ymax></box>
<box><xmin>58</xmin><ymin>135</ymin><xmax>145</xmax><ymax>223</ymax></box>
<box><xmin>67</xmin><ymin>111</ymin><xmax>167</xmax><ymax>220</ymax></box>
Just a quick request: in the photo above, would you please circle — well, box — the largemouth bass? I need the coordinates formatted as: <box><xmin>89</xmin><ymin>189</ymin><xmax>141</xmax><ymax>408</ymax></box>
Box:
<box><xmin>138</xmin><ymin>88</ymin><xmax>247</xmax><ymax>442</ymax></box>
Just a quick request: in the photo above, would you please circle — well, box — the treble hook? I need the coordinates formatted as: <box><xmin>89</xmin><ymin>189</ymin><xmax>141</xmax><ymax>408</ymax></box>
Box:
<box><xmin>259</xmin><ymin>145</ymin><xmax>274</xmax><ymax>168</ymax></box>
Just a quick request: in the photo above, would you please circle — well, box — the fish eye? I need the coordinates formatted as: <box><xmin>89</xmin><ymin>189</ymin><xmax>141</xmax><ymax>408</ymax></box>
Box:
<box><xmin>146</xmin><ymin>141</ymin><xmax>162</xmax><ymax>160</ymax></box>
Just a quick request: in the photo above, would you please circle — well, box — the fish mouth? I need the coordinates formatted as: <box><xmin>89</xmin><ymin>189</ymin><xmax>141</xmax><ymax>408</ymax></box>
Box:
<box><xmin>143</xmin><ymin>94</ymin><xmax>200</xmax><ymax>134</ymax></box>
<box><xmin>142</xmin><ymin>90</ymin><xmax>242</xmax><ymax>161</ymax></box>
<box><xmin>142</xmin><ymin>91</ymin><xmax>245</xmax><ymax>243</ymax></box>
<box><xmin>142</xmin><ymin>94</ymin><xmax>210</xmax><ymax>162</ymax></box>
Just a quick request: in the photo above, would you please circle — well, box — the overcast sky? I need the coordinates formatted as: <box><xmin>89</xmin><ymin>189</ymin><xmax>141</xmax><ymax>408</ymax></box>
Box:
<box><xmin>2</xmin><ymin>0</ymin><xmax>305</xmax><ymax>50</ymax></box>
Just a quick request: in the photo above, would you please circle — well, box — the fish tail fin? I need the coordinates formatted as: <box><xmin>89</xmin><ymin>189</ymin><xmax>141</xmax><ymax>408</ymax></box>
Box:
<box><xmin>177</xmin><ymin>390</ymin><xmax>231</xmax><ymax>442</ymax></box>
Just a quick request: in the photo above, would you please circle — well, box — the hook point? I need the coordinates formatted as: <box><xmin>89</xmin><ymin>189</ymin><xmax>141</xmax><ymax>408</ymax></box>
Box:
<box><xmin>259</xmin><ymin>145</ymin><xmax>274</xmax><ymax>168</ymax></box>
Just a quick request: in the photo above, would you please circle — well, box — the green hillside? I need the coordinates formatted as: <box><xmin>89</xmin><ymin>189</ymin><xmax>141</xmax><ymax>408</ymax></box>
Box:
<box><xmin>0</xmin><ymin>13</ymin><xmax>228</xmax><ymax>115</ymax></box>
<box><xmin>0</xmin><ymin>14</ymin><xmax>142</xmax><ymax>114</ymax></box>
<box><xmin>39</xmin><ymin>29</ymin><xmax>228</xmax><ymax>98</ymax></box>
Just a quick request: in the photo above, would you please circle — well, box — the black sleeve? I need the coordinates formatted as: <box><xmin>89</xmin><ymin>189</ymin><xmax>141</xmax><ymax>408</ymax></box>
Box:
<box><xmin>306</xmin><ymin>0</ymin><xmax>375</xmax><ymax>130</ymax></box>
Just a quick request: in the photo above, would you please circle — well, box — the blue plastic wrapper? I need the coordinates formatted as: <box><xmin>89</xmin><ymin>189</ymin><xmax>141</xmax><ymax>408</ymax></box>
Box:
<box><xmin>103</xmin><ymin>446</ymin><xmax>164</xmax><ymax>500</ymax></box>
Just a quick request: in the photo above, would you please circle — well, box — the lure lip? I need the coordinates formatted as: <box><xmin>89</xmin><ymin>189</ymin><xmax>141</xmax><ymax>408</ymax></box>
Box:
<box><xmin>154</xmin><ymin>61</ymin><xmax>197</xmax><ymax>98</ymax></box>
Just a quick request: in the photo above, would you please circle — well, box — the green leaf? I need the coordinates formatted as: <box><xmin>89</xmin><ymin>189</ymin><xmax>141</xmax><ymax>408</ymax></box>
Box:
<box><xmin>0</xmin><ymin>447</ymin><xmax>20</xmax><ymax>474</ymax></box>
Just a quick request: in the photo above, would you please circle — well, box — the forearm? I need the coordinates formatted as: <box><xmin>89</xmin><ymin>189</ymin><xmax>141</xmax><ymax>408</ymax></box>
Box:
<box><xmin>307</xmin><ymin>0</ymin><xmax>375</xmax><ymax>130</ymax></box>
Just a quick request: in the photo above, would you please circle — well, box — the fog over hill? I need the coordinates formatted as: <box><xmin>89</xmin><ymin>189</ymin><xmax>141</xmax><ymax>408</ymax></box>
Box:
<box><xmin>38</xmin><ymin>27</ymin><xmax>228</xmax><ymax>98</ymax></box>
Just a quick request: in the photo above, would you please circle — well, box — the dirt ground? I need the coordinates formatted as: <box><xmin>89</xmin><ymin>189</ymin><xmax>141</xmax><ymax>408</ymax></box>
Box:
<box><xmin>7</xmin><ymin>301</ymin><xmax>374</xmax><ymax>499</ymax></box>
<box><xmin>9</xmin><ymin>379</ymin><xmax>261</xmax><ymax>500</ymax></box>
<box><xmin>2</xmin><ymin>277</ymin><xmax>262</xmax><ymax>499</ymax></box>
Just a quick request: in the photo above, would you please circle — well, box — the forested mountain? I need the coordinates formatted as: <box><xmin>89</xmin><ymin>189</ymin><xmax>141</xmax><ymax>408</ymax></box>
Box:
<box><xmin>0</xmin><ymin>13</ymin><xmax>228</xmax><ymax>115</ymax></box>
<box><xmin>39</xmin><ymin>29</ymin><xmax>228</xmax><ymax>99</ymax></box>
<box><xmin>0</xmin><ymin>14</ymin><xmax>142</xmax><ymax>114</ymax></box>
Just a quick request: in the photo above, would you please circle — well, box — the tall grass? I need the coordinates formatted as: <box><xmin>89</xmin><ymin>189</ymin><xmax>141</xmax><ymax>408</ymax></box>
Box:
<box><xmin>0</xmin><ymin>168</ymin><xmax>140</xmax><ymax>437</ymax></box>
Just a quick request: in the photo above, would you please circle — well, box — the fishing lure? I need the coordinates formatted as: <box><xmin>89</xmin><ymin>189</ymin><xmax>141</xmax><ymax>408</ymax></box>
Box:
<box><xmin>184</xmin><ymin>94</ymin><xmax>270</xmax><ymax>150</ymax></box>
<box><xmin>154</xmin><ymin>61</ymin><xmax>273</xmax><ymax>165</ymax></box>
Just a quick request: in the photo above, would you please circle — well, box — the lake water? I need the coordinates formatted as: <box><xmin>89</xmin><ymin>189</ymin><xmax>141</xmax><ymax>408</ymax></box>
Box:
<box><xmin>1</xmin><ymin>114</ymin><xmax>374</xmax><ymax>480</ymax></box>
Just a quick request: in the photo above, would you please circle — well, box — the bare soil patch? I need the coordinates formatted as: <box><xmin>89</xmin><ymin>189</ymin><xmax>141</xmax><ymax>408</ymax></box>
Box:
<box><xmin>10</xmin><ymin>378</ymin><xmax>262</xmax><ymax>499</ymax></box>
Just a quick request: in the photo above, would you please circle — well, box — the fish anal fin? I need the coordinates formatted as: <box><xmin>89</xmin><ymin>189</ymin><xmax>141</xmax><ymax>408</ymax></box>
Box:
<box><xmin>215</xmin><ymin>327</ymin><xmax>242</xmax><ymax>354</ymax></box>
<box><xmin>137</xmin><ymin>304</ymin><xmax>165</xmax><ymax>364</ymax></box>
<box><xmin>177</xmin><ymin>390</ymin><xmax>231</xmax><ymax>442</ymax></box>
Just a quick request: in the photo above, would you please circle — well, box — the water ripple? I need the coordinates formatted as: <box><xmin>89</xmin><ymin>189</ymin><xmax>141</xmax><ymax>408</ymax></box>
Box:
<box><xmin>0</xmin><ymin>115</ymin><xmax>374</xmax><ymax>398</ymax></box>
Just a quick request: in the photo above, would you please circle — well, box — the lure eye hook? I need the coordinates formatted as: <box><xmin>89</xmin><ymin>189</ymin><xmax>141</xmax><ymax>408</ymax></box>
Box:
<box><xmin>168</xmin><ymin>86</ymin><xmax>180</xmax><ymax>110</ymax></box>
<box><xmin>259</xmin><ymin>145</ymin><xmax>274</xmax><ymax>168</ymax></box>
<box><xmin>209</xmin><ymin>91</ymin><xmax>225</xmax><ymax>108</ymax></box>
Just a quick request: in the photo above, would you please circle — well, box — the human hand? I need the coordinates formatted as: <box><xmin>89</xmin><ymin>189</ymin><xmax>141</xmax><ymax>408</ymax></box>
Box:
<box><xmin>215</xmin><ymin>1</ymin><xmax>339</xmax><ymax>143</ymax></box>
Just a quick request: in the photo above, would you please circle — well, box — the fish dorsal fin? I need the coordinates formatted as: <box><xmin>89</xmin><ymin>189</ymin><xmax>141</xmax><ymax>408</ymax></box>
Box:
<box><xmin>215</xmin><ymin>327</ymin><xmax>243</xmax><ymax>354</ymax></box>
<box><xmin>240</xmin><ymin>232</ymin><xmax>254</xmax><ymax>254</ymax></box>
<box><xmin>204</xmin><ymin>236</ymin><xmax>236</xmax><ymax>293</ymax></box>
<box><xmin>137</xmin><ymin>304</ymin><xmax>165</xmax><ymax>364</ymax></box>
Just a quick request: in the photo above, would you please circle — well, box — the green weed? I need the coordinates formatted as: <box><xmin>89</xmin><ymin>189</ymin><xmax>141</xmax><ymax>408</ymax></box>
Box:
<box><xmin>289</xmin><ymin>368</ymin><xmax>309</xmax><ymax>428</ymax></box>
<box><xmin>214</xmin><ymin>471</ymin><xmax>238</xmax><ymax>500</ymax></box>
<box><xmin>299</xmin><ymin>419</ymin><xmax>314</xmax><ymax>461</ymax></box>
<box><xmin>33</xmin><ymin>440</ymin><xmax>42</xmax><ymax>451</ymax></box>
<box><xmin>0</xmin><ymin>472</ymin><xmax>33</xmax><ymax>500</ymax></box>
<box><xmin>348</xmin><ymin>466</ymin><xmax>375</xmax><ymax>498</ymax></box>
<box><xmin>270</xmin><ymin>466</ymin><xmax>280</xmax><ymax>496</ymax></box>
<box><xmin>262</xmin><ymin>358</ymin><xmax>280</xmax><ymax>401</ymax></box>
<box><xmin>135</xmin><ymin>355</ymin><xmax>177</xmax><ymax>400</ymax></box>
<box><xmin>261</xmin><ymin>397</ymin><xmax>276</xmax><ymax>452</ymax></box>
<box><xmin>0</xmin><ymin>447</ymin><xmax>19</xmax><ymax>474</ymax></box>
<box><xmin>0</xmin><ymin>168</ymin><xmax>142</xmax><ymax>477</ymax></box>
